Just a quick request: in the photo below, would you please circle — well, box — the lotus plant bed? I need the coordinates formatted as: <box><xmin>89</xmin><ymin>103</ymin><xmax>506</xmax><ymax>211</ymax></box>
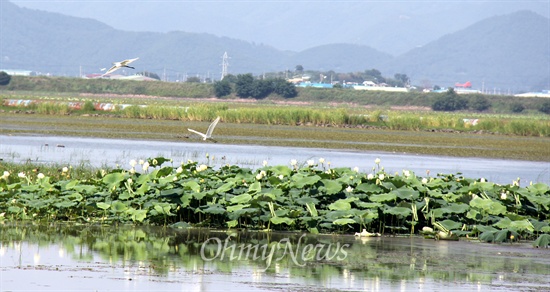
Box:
<box><xmin>1</xmin><ymin>157</ymin><xmax>549</xmax><ymax>247</ymax></box>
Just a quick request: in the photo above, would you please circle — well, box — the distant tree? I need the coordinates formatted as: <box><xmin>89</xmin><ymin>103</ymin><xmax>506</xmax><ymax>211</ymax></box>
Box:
<box><xmin>539</xmin><ymin>101</ymin><xmax>550</xmax><ymax>114</ymax></box>
<box><xmin>137</xmin><ymin>71</ymin><xmax>160</xmax><ymax>80</ymax></box>
<box><xmin>0</xmin><ymin>71</ymin><xmax>11</xmax><ymax>86</ymax></box>
<box><xmin>433</xmin><ymin>85</ymin><xmax>441</xmax><ymax>90</ymax></box>
<box><xmin>364</xmin><ymin>69</ymin><xmax>384</xmax><ymax>83</ymax></box>
<box><xmin>394</xmin><ymin>73</ymin><xmax>409</xmax><ymax>86</ymax></box>
<box><xmin>235</xmin><ymin>74</ymin><xmax>255</xmax><ymax>98</ymax></box>
<box><xmin>510</xmin><ymin>102</ymin><xmax>525</xmax><ymax>113</ymax></box>
<box><xmin>469</xmin><ymin>95</ymin><xmax>491</xmax><ymax>112</ymax></box>
<box><xmin>295</xmin><ymin>65</ymin><xmax>304</xmax><ymax>73</ymax></box>
<box><xmin>432</xmin><ymin>88</ymin><xmax>468</xmax><ymax>111</ymax></box>
<box><xmin>214</xmin><ymin>79</ymin><xmax>232</xmax><ymax>97</ymax></box>
<box><xmin>250</xmin><ymin>79</ymin><xmax>272</xmax><ymax>99</ymax></box>
<box><xmin>186</xmin><ymin>76</ymin><xmax>201</xmax><ymax>83</ymax></box>
<box><xmin>222</xmin><ymin>74</ymin><xmax>237</xmax><ymax>83</ymax></box>
<box><xmin>332</xmin><ymin>83</ymin><xmax>343</xmax><ymax>89</ymax></box>
<box><xmin>272</xmin><ymin>78</ymin><xmax>298</xmax><ymax>98</ymax></box>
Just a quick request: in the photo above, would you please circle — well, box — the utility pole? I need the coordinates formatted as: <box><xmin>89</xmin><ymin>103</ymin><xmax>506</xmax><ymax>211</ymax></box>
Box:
<box><xmin>221</xmin><ymin>52</ymin><xmax>229</xmax><ymax>80</ymax></box>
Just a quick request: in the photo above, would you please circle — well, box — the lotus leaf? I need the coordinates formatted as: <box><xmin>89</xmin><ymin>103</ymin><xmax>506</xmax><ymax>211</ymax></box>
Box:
<box><xmin>392</xmin><ymin>188</ymin><xmax>420</xmax><ymax>201</ymax></box>
<box><xmin>527</xmin><ymin>183</ymin><xmax>550</xmax><ymax>195</ymax></box>
<box><xmin>469</xmin><ymin>197</ymin><xmax>506</xmax><ymax>215</ymax></box>
<box><xmin>102</xmin><ymin>173</ymin><xmax>126</xmax><ymax>188</ymax></box>
<box><xmin>533</xmin><ymin>234</ymin><xmax>550</xmax><ymax>248</ymax></box>
<box><xmin>130</xmin><ymin>209</ymin><xmax>148</xmax><ymax>222</ymax></box>
<box><xmin>248</xmin><ymin>181</ymin><xmax>261</xmax><ymax>194</ymax></box>
<box><xmin>227</xmin><ymin>204</ymin><xmax>249</xmax><ymax>212</ymax></box>
<box><xmin>270</xmin><ymin>217</ymin><xmax>294</xmax><ymax>225</ymax></box>
<box><xmin>111</xmin><ymin>201</ymin><xmax>128</xmax><ymax>213</ymax></box>
<box><xmin>96</xmin><ymin>202</ymin><xmax>110</xmax><ymax>210</ymax></box>
<box><xmin>355</xmin><ymin>183</ymin><xmax>382</xmax><ymax>194</ymax></box>
<box><xmin>292</xmin><ymin>174</ymin><xmax>321</xmax><ymax>188</ymax></box>
<box><xmin>383</xmin><ymin>207</ymin><xmax>411</xmax><ymax>217</ymax></box>
<box><xmin>369</xmin><ymin>193</ymin><xmax>397</xmax><ymax>203</ymax></box>
<box><xmin>230</xmin><ymin>193</ymin><xmax>252</xmax><ymax>204</ymax></box>
<box><xmin>320</xmin><ymin>179</ymin><xmax>342</xmax><ymax>195</ymax></box>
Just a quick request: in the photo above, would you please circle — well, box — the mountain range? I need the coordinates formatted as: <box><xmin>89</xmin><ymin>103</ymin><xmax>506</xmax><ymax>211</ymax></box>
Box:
<box><xmin>1</xmin><ymin>1</ymin><xmax>549</xmax><ymax>92</ymax></box>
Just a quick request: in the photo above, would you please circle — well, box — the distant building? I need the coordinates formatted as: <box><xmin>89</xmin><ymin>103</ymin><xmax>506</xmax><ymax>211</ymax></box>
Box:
<box><xmin>514</xmin><ymin>90</ymin><xmax>550</xmax><ymax>98</ymax></box>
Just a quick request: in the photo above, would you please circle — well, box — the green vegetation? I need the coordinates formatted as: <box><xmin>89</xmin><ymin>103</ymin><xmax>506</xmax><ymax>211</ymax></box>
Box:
<box><xmin>1</xmin><ymin>158</ymin><xmax>548</xmax><ymax>246</ymax></box>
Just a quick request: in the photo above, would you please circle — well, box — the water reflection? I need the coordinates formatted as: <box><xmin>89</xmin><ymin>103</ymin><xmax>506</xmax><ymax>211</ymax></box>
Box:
<box><xmin>1</xmin><ymin>224</ymin><xmax>549</xmax><ymax>291</ymax></box>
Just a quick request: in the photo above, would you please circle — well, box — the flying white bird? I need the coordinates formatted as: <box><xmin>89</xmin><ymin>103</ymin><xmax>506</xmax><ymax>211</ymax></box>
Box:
<box><xmin>102</xmin><ymin>57</ymin><xmax>139</xmax><ymax>75</ymax></box>
<box><xmin>188</xmin><ymin>116</ymin><xmax>220</xmax><ymax>142</ymax></box>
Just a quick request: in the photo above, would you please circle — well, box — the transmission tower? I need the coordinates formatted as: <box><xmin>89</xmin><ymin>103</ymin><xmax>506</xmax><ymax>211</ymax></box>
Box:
<box><xmin>221</xmin><ymin>52</ymin><xmax>229</xmax><ymax>80</ymax></box>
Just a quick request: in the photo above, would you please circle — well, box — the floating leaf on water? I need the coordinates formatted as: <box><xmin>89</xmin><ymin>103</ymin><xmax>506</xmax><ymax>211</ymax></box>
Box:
<box><xmin>171</xmin><ymin>221</ymin><xmax>192</xmax><ymax>228</ymax></box>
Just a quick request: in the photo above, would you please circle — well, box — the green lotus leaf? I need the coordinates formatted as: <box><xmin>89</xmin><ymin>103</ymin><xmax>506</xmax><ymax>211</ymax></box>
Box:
<box><xmin>473</xmin><ymin>225</ymin><xmax>498</xmax><ymax>233</ymax></box>
<box><xmin>524</xmin><ymin>194</ymin><xmax>550</xmax><ymax>210</ymax></box>
<box><xmin>393</xmin><ymin>188</ymin><xmax>420</xmax><ymax>200</ymax></box>
<box><xmin>63</xmin><ymin>179</ymin><xmax>79</xmax><ymax>190</ymax></box>
<box><xmin>494</xmin><ymin>217</ymin><xmax>534</xmax><ymax>232</ymax></box>
<box><xmin>227</xmin><ymin>204</ymin><xmax>249</xmax><ymax>212</ymax></box>
<box><xmin>295</xmin><ymin>197</ymin><xmax>319</xmax><ymax>206</ymax></box>
<box><xmin>96</xmin><ymin>202</ymin><xmax>110</xmax><ymax>210</ymax></box>
<box><xmin>153</xmin><ymin>202</ymin><xmax>174</xmax><ymax>215</ymax></box>
<box><xmin>102</xmin><ymin>173</ymin><xmax>126</xmax><ymax>188</ymax></box>
<box><xmin>329</xmin><ymin>199</ymin><xmax>351</xmax><ymax>211</ymax></box>
<box><xmin>306</xmin><ymin>202</ymin><xmax>318</xmax><ymax>217</ymax></box>
<box><xmin>354</xmin><ymin>201</ymin><xmax>382</xmax><ymax>209</ymax></box>
<box><xmin>183</xmin><ymin>181</ymin><xmax>201</xmax><ymax>193</ymax></box>
<box><xmin>355</xmin><ymin>183</ymin><xmax>382</xmax><ymax>194</ymax></box>
<box><xmin>270</xmin><ymin>217</ymin><xmax>294</xmax><ymax>225</ymax></box>
<box><xmin>216</xmin><ymin>181</ymin><xmax>235</xmax><ymax>194</ymax></box>
<box><xmin>248</xmin><ymin>181</ymin><xmax>261</xmax><ymax>194</ymax></box>
<box><xmin>130</xmin><ymin>209</ymin><xmax>148</xmax><ymax>222</ymax></box>
<box><xmin>369</xmin><ymin>193</ymin><xmax>397</xmax><ymax>203</ymax></box>
<box><xmin>291</xmin><ymin>174</ymin><xmax>321</xmax><ymax>188</ymax></box>
<box><xmin>527</xmin><ymin>183</ymin><xmax>550</xmax><ymax>195</ymax></box>
<box><xmin>469</xmin><ymin>197</ymin><xmax>506</xmax><ymax>215</ymax></box>
<box><xmin>438</xmin><ymin>219</ymin><xmax>462</xmax><ymax>230</ymax></box>
<box><xmin>111</xmin><ymin>201</ymin><xmax>128</xmax><ymax>212</ymax></box>
<box><xmin>269</xmin><ymin>165</ymin><xmax>292</xmax><ymax>177</ymax></box>
<box><xmin>230</xmin><ymin>193</ymin><xmax>252</xmax><ymax>204</ymax></box>
<box><xmin>533</xmin><ymin>234</ymin><xmax>550</xmax><ymax>248</ymax></box>
<box><xmin>224</xmin><ymin>220</ymin><xmax>237</xmax><ymax>228</ymax></box>
<box><xmin>320</xmin><ymin>179</ymin><xmax>342</xmax><ymax>195</ymax></box>
<box><xmin>200</xmin><ymin>204</ymin><xmax>225</xmax><ymax>215</ymax></box>
<box><xmin>383</xmin><ymin>206</ymin><xmax>411</xmax><ymax>217</ymax></box>
<box><xmin>332</xmin><ymin>218</ymin><xmax>357</xmax><ymax>225</ymax></box>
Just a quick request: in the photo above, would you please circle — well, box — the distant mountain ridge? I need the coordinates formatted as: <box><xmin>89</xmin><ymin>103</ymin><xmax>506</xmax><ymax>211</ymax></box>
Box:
<box><xmin>1</xmin><ymin>1</ymin><xmax>548</xmax><ymax>92</ymax></box>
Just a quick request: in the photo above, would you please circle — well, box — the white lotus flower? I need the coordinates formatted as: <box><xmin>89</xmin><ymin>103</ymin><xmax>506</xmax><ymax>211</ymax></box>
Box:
<box><xmin>307</xmin><ymin>159</ymin><xmax>315</xmax><ymax>166</ymax></box>
<box><xmin>378</xmin><ymin>173</ymin><xmax>385</xmax><ymax>181</ymax></box>
<box><xmin>18</xmin><ymin>172</ymin><xmax>26</xmax><ymax>178</ymax></box>
<box><xmin>346</xmin><ymin>186</ymin><xmax>353</xmax><ymax>193</ymax></box>
<box><xmin>367</xmin><ymin>174</ymin><xmax>374</xmax><ymax>180</ymax></box>
<box><xmin>2</xmin><ymin>171</ymin><xmax>9</xmax><ymax>179</ymax></box>
<box><xmin>319</xmin><ymin>158</ymin><xmax>325</xmax><ymax>163</ymax></box>
<box><xmin>353</xmin><ymin>166</ymin><xmax>359</xmax><ymax>173</ymax></box>
<box><xmin>263</xmin><ymin>160</ymin><xmax>268</xmax><ymax>167</ymax></box>
<box><xmin>62</xmin><ymin>167</ymin><xmax>69</xmax><ymax>173</ymax></box>
<box><xmin>139</xmin><ymin>159</ymin><xmax>145</xmax><ymax>165</ymax></box>
<box><xmin>403</xmin><ymin>170</ymin><xmax>410</xmax><ymax>178</ymax></box>
<box><xmin>422</xmin><ymin>178</ymin><xmax>428</xmax><ymax>184</ymax></box>
<box><xmin>290</xmin><ymin>159</ymin><xmax>297</xmax><ymax>166</ymax></box>
<box><xmin>500</xmin><ymin>192</ymin><xmax>507</xmax><ymax>200</ymax></box>
<box><xmin>37</xmin><ymin>173</ymin><xmax>45</xmax><ymax>179</ymax></box>
<box><xmin>129</xmin><ymin>159</ymin><xmax>137</xmax><ymax>167</ymax></box>
<box><xmin>375</xmin><ymin>158</ymin><xmax>381</xmax><ymax>164</ymax></box>
<box><xmin>256</xmin><ymin>173</ymin><xmax>263</xmax><ymax>180</ymax></box>
<box><xmin>142</xmin><ymin>162</ymin><xmax>150</xmax><ymax>171</ymax></box>
<box><xmin>176</xmin><ymin>166</ymin><xmax>183</xmax><ymax>174</ymax></box>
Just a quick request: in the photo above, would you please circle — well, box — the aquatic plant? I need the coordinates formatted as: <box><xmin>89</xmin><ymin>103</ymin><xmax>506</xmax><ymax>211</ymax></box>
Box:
<box><xmin>1</xmin><ymin>157</ymin><xmax>548</xmax><ymax>244</ymax></box>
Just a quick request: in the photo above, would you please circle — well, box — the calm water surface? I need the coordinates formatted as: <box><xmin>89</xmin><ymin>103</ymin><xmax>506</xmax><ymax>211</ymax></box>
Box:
<box><xmin>1</xmin><ymin>224</ymin><xmax>549</xmax><ymax>291</ymax></box>
<box><xmin>0</xmin><ymin>135</ymin><xmax>548</xmax><ymax>185</ymax></box>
